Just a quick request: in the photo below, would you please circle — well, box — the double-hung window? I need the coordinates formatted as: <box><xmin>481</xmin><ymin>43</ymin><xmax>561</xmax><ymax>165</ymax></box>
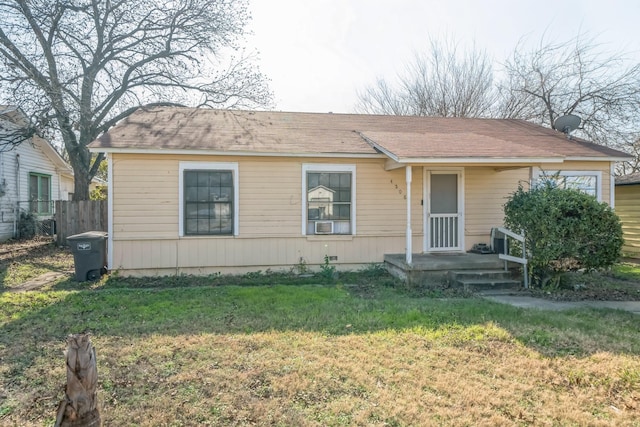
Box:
<box><xmin>179</xmin><ymin>162</ymin><xmax>239</xmax><ymax>236</ymax></box>
<box><xmin>541</xmin><ymin>170</ymin><xmax>602</xmax><ymax>201</ymax></box>
<box><xmin>303</xmin><ymin>164</ymin><xmax>355</xmax><ymax>235</ymax></box>
<box><xmin>29</xmin><ymin>173</ymin><xmax>51</xmax><ymax>215</ymax></box>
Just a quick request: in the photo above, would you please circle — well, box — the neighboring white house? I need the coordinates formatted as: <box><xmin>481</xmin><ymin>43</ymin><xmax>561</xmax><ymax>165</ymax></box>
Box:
<box><xmin>0</xmin><ymin>106</ymin><xmax>77</xmax><ymax>241</ymax></box>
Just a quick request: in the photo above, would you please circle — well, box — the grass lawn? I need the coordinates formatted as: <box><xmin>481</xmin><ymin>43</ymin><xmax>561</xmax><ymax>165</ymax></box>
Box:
<box><xmin>0</xmin><ymin>241</ymin><xmax>639</xmax><ymax>426</ymax></box>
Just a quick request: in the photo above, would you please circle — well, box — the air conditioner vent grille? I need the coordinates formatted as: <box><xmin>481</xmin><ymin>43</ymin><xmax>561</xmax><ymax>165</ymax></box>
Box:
<box><xmin>315</xmin><ymin>221</ymin><xmax>334</xmax><ymax>234</ymax></box>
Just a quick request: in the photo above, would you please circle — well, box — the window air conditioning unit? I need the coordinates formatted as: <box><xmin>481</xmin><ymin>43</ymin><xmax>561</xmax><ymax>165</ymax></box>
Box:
<box><xmin>315</xmin><ymin>221</ymin><xmax>334</xmax><ymax>234</ymax></box>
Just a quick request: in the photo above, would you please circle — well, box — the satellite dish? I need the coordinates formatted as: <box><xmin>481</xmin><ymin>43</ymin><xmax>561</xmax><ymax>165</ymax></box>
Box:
<box><xmin>554</xmin><ymin>114</ymin><xmax>581</xmax><ymax>139</ymax></box>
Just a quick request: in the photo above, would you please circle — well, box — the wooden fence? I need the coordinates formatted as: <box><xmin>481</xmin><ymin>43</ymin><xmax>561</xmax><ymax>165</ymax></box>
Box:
<box><xmin>55</xmin><ymin>200</ymin><xmax>107</xmax><ymax>246</ymax></box>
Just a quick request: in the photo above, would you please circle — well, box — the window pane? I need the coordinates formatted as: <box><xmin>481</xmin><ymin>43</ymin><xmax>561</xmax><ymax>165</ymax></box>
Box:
<box><xmin>329</xmin><ymin>173</ymin><xmax>340</xmax><ymax>188</ymax></box>
<box><xmin>220</xmin><ymin>173</ymin><xmax>232</xmax><ymax>186</ymax></box>
<box><xmin>41</xmin><ymin>176</ymin><xmax>50</xmax><ymax>200</ymax></box>
<box><xmin>308</xmin><ymin>173</ymin><xmax>319</xmax><ymax>190</ymax></box>
<box><xmin>185</xmin><ymin>186</ymin><xmax>198</xmax><ymax>202</ymax></box>
<box><xmin>186</xmin><ymin>218</ymin><xmax>199</xmax><ymax>234</ymax></box>
<box><xmin>185</xmin><ymin>203</ymin><xmax>198</xmax><ymax>218</ymax></box>
<box><xmin>184</xmin><ymin>170</ymin><xmax>233</xmax><ymax>235</ymax></box>
<box><xmin>564</xmin><ymin>175</ymin><xmax>596</xmax><ymax>195</ymax></box>
<box><xmin>197</xmin><ymin>172</ymin><xmax>210</xmax><ymax>187</ymax></box>
<box><xmin>40</xmin><ymin>176</ymin><xmax>50</xmax><ymax>213</ymax></box>
<box><xmin>337</xmin><ymin>190</ymin><xmax>351</xmax><ymax>202</ymax></box>
<box><xmin>306</xmin><ymin>170</ymin><xmax>353</xmax><ymax>234</ymax></box>
<box><xmin>219</xmin><ymin>186</ymin><xmax>232</xmax><ymax>201</ymax></box>
<box><xmin>29</xmin><ymin>175</ymin><xmax>38</xmax><ymax>201</ymax></box>
<box><xmin>197</xmin><ymin>186</ymin><xmax>209</xmax><ymax>202</ymax></box>
<box><xmin>185</xmin><ymin>171</ymin><xmax>198</xmax><ymax>187</ymax></box>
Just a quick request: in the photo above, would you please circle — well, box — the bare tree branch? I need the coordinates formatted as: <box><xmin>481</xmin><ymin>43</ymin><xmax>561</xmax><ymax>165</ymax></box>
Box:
<box><xmin>498</xmin><ymin>33</ymin><xmax>640</xmax><ymax>165</ymax></box>
<box><xmin>0</xmin><ymin>0</ymin><xmax>272</xmax><ymax>199</ymax></box>
<box><xmin>355</xmin><ymin>38</ymin><xmax>496</xmax><ymax>118</ymax></box>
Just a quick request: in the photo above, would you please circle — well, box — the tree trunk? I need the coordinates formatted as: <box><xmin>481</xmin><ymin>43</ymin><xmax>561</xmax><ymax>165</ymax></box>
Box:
<box><xmin>55</xmin><ymin>334</ymin><xmax>101</xmax><ymax>427</ymax></box>
<box><xmin>72</xmin><ymin>165</ymin><xmax>92</xmax><ymax>201</ymax></box>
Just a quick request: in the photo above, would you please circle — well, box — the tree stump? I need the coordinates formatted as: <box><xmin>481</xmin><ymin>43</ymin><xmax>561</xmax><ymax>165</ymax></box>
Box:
<box><xmin>55</xmin><ymin>334</ymin><xmax>101</xmax><ymax>427</ymax></box>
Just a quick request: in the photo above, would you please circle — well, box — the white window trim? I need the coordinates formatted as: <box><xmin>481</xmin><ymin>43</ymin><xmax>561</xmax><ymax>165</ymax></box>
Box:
<box><xmin>301</xmin><ymin>163</ymin><xmax>356</xmax><ymax>236</ymax></box>
<box><xmin>179</xmin><ymin>161</ymin><xmax>239</xmax><ymax>237</ymax></box>
<box><xmin>540</xmin><ymin>170</ymin><xmax>602</xmax><ymax>201</ymax></box>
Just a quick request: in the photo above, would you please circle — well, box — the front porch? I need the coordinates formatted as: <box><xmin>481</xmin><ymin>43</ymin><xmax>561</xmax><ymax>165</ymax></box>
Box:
<box><xmin>384</xmin><ymin>252</ymin><xmax>520</xmax><ymax>289</ymax></box>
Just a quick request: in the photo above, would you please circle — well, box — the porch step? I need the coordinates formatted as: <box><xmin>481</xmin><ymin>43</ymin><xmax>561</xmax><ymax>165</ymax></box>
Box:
<box><xmin>448</xmin><ymin>270</ymin><xmax>521</xmax><ymax>291</ymax></box>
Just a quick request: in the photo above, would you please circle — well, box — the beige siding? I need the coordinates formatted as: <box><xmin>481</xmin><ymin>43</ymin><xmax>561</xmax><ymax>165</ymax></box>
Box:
<box><xmin>358</xmin><ymin>165</ymin><xmax>422</xmax><ymax>235</ymax></box>
<box><xmin>615</xmin><ymin>185</ymin><xmax>640</xmax><ymax>257</ymax></box>
<box><xmin>112</xmin><ymin>156</ymin><xmax>179</xmax><ymax>239</ymax></box>
<box><xmin>110</xmin><ymin>154</ymin><xmax>420</xmax><ymax>275</ymax></box>
<box><xmin>464</xmin><ymin>167</ymin><xmax>530</xmax><ymax>248</ymax></box>
<box><xmin>112</xmin><ymin>236</ymin><xmax>412</xmax><ymax>276</ymax></box>
<box><xmin>109</xmin><ymin>154</ymin><xmax>617</xmax><ymax>275</ymax></box>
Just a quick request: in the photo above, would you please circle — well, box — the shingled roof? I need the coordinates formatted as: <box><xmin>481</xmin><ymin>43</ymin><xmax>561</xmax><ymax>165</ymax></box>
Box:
<box><xmin>90</xmin><ymin>107</ymin><xmax>630</xmax><ymax>163</ymax></box>
<box><xmin>616</xmin><ymin>172</ymin><xmax>640</xmax><ymax>185</ymax></box>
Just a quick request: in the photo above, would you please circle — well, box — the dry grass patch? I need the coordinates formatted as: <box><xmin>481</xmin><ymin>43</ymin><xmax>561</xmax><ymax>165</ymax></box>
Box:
<box><xmin>2</xmin><ymin>325</ymin><xmax>639</xmax><ymax>426</ymax></box>
<box><xmin>1</xmin><ymin>242</ymin><xmax>639</xmax><ymax>425</ymax></box>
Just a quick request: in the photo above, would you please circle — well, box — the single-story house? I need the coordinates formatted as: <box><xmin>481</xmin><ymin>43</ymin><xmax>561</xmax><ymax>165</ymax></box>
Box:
<box><xmin>89</xmin><ymin>107</ymin><xmax>630</xmax><ymax>277</ymax></box>
<box><xmin>615</xmin><ymin>172</ymin><xmax>640</xmax><ymax>257</ymax></box>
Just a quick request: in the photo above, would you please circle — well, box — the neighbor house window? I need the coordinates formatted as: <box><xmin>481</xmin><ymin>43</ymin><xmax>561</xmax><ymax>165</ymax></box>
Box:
<box><xmin>302</xmin><ymin>164</ymin><xmax>355</xmax><ymax>235</ymax></box>
<box><xmin>540</xmin><ymin>170</ymin><xmax>602</xmax><ymax>201</ymax></box>
<box><xmin>179</xmin><ymin>162</ymin><xmax>239</xmax><ymax>236</ymax></box>
<box><xmin>29</xmin><ymin>173</ymin><xmax>51</xmax><ymax>215</ymax></box>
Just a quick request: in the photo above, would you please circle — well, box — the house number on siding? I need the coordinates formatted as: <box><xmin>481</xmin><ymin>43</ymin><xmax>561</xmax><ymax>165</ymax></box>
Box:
<box><xmin>389</xmin><ymin>179</ymin><xmax>407</xmax><ymax>199</ymax></box>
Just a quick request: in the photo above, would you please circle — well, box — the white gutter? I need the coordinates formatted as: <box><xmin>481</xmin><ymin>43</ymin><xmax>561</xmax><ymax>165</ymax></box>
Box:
<box><xmin>393</xmin><ymin>157</ymin><xmax>565</xmax><ymax>164</ymax></box>
<box><xmin>565</xmin><ymin>156</ymin><xmax>633</xmax><ymax>162</ymax></box>
<box><xmin>88</xmin><ymin>147</ymin><xmax>385</xmax><ymax>159</ymax></box>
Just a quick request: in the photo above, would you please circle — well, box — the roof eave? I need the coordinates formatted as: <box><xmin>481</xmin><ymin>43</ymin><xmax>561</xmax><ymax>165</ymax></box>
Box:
<box><xmin>88</xmin><ymin>147</ymin><xmax>386</xmax><ymax>159</ymax></box>
<box><xmin>564</xmin><ymin>156</ymin><xmax>633</xmax><ymax>162</ymax></box>
<box><xmin>392</xmin><ymin>156</ymin><xmax>565</xmax><ymax>164</ymax></box>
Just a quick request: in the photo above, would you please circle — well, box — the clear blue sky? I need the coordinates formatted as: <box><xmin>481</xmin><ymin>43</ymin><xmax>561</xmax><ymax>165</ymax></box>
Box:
<box><xmin>247</xmin><ymin>0</ymin><xmax>640</xmax><ymax>113</ymax></box>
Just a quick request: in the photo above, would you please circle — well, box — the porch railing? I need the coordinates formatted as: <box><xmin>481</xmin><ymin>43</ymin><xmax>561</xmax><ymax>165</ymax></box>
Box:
<box><xmin>429</xmin><ymin>214</ymin><xmax>459</xmax><ymax>250</ymax></box>
<box><xmin>493</xmin><ymin>227</ymin><xmax>529</xmax><ymax>288</ymax></box>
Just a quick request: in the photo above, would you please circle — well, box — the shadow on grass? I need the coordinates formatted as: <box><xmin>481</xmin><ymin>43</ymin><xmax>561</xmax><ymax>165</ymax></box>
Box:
<box><xmin>0</xmin><ymin>241</ymin><xmax>73</xmax><ymax>291</ymax></box>
<box><xmin>2</xmin><ymin>277</ymin><xmax>640</xmax><ymax>382</ymax></box>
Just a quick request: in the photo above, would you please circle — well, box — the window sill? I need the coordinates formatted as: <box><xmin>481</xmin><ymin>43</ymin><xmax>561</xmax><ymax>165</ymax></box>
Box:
<box><xmin>180</xmin><ymin>234</ymin><xmax>236</xmax><ymax>239</ymax></box>
<box><xmin>305</xmin><ymin>234</ymin><xmax>354</xmax><ymax>242</ymax></box>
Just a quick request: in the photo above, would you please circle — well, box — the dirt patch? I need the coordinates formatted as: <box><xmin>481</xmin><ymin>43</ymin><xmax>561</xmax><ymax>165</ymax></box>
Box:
<box><xmin>0</xmin><ymin>237</ymin><xmax>74</xmax><ymax>291</ymax></box>
<box><xmin>0</xmin><ymin>237</ymin><xmax>54</xmax><ymax>266</ymax></box>
<box><xmin>7</xmin><ymin>271</ymin><xmax>71</xmax><ymax>292</ymax></box>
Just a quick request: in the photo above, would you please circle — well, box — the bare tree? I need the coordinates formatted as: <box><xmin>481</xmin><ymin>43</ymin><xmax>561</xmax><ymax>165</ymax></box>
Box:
<box><xmin>0</xmin><ymin>0</ymin><xmax>272</xmax><ymax>200</ymax></box>
<box><xmin>498</xmin><ymin>34</ymin><xmax>640</xmax><ymax>164</ymax></box>
<box><xmin>355</xmin><ymin>38</ymin><xmax>496</xmax><ymax>117</ymax></box>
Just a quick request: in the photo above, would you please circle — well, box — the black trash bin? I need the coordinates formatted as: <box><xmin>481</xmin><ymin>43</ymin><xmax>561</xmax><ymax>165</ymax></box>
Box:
<box><xmin>67</xmin><ymin>231</ymin><xmax>108</xmax><ymax>281</ymax></box>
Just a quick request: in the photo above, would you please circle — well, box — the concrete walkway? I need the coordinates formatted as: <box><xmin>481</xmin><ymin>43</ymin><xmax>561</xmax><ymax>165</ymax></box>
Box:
<box><xmin>478</xmin><ymin>290</ymin><xmax>640</xmax><ymax>315</ymax></box>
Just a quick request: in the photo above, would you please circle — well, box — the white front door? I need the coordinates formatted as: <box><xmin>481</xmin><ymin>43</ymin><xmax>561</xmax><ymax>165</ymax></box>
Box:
<box><xmin>424</xmin><ymin>169</ymin><xmax>464</xmax><ymax>252</ymax></box>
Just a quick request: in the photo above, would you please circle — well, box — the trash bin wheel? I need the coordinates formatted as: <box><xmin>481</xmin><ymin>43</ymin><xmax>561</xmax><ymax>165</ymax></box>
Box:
<box><xmin>87</xmin><ymin>269</ymin><xmax>102</xmax><ymax>281</ymax></box>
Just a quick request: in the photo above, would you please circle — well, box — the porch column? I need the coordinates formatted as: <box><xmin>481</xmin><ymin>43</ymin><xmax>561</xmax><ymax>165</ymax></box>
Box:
<box><xmin>405</xmin><ymin>165</ymin><xmax>412</xmax><ymax>265</ymax></box>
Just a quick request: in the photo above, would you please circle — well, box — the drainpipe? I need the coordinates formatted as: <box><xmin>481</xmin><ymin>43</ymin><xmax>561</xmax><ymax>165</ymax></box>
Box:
<box><xmin>14</xmin><ymin>153</ymin><xmax>20</xmax><ymax>238</ymax></box>
<box><xmin>406</xmin><ymin>165</ymin><xmax>412</xmax><ymax>265</ymax></box>
<box><xmin>609</xmin><ymin>162</ymin><xmax>615</xmax><ymax>208</ymax></box>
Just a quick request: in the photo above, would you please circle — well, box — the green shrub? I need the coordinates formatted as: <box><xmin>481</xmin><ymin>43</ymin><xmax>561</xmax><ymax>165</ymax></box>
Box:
<box><xmin>17</xmin><ymin>211</ymin><xmax>36</xmax><ymax>239</ymax></box>
<box><xmin>503</xmin><ymin>181</ymin><xmax>623</xmax><ymax>288</ymax></box>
